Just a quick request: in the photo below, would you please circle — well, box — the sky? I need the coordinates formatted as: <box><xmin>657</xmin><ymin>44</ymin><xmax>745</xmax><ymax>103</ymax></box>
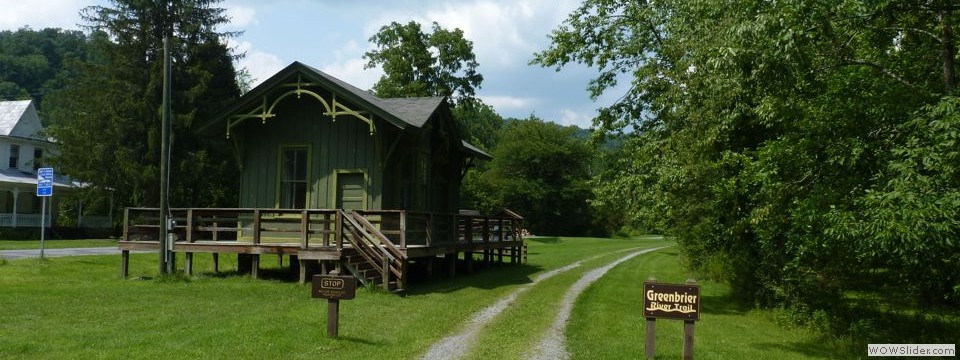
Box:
<box><xmin>0</xmin><ymin>0</ymin><xmax>625</xmax><ymax>128</ymax></box>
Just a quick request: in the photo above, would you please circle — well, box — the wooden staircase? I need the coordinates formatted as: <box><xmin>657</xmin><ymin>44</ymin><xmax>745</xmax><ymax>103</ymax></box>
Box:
<box><xmin>339</xmin><ymin>210</ymin><xmax>407</xmax><ymax>292</ymax></box>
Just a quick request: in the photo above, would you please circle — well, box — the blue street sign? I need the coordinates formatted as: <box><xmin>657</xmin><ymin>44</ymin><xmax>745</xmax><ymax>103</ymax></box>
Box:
<box><xmin>37</xmin><ymin>167</ymin><xmax>54</xmax><ymax>197</ymax></box>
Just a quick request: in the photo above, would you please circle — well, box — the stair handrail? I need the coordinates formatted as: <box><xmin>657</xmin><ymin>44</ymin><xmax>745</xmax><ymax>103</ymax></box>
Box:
<box><xmin>339</xmin><ymin>210</ymin><xmax>403</xmax><ymax>280</ymax></box>
<box><xmin>338</xmin><ymin>210</ymin><xmax>386</xmax><ymax>274</ymax></box>
<box><xmin>351</xmin><ymin>211</ymin><xmax>405</xmax><ymax>263</ymax></box>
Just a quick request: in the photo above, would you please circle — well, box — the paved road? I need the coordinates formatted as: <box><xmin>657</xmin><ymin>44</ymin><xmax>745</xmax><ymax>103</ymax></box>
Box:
<box><xmin>0</xmin><ymin>247</ymin><xmax>140</xmax><ymax>260</ymax></box>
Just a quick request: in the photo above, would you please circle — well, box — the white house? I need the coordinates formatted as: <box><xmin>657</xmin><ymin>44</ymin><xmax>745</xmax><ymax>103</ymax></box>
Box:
<box><xmin>0</xmin><ymin>99</ymin><xmax>110</xmax><ymax>228</ymax></box>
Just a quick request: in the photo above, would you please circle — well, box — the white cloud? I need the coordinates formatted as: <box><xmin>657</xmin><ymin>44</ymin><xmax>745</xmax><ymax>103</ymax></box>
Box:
<box><xmin>424</xmin><ymin>1</ymin><xmax>531</xmax><ymax>66</ymax></box>
<box><xmin>225</xmin><ymin>5</ymin><xmax>257</xmax><ymax>28</ymax></box>
<box><xmin>482</xmin><ymin>95</ymin><xmax>536</xmax><ymax>111</ymax></box>
<box><xmin>0</xmin><ymin>0</ymin><xmax>90</xmax><ymax>31</ymax></box>
<box><xmin>556</xmin><ymin>108</ymin><xmax>596</xmax><ymax>128</ymax></box>
<box><xmin>321</xmin><ymin>57</ymin><xmax>382</xmax><ymax>91</ymax></box>
<box><xmin>230</xmin><ymin>40</ymin><xmax>284</xmax><ymax>88</ymax></box>
<box><xmin>320</xmin><ymin>40</ymin><xmax>382</xmax><ymax>91</ymax></box>
<box><xmin>362</xmin><ymin>0</ymin><xmax>577</xmax><ymax>69</ymax></box>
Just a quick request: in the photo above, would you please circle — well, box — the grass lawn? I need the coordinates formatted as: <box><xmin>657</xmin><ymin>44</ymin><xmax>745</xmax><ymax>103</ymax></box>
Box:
<box><xmin>566</xmin><ymin>248</ymin><xmax>849</xmax><ymax>359</ymax></box>
<box><xmin>465</xmin><ymin>242</ymin><xmax>661</xmax><ymax>359</ymax></box>
<box><xmin>3</xmin><ymin>236</ymin><xmax>911</xmax><ymax>359</ymax></box>
<box><xmin>0</xmin><ymin>239</ymin><xmax>117</xmax><ymax>250</ymax></box>
<box><xmin>0</xmin><ymin>236</ymin><xmax>665</xmax><ymax>359</ymax></box>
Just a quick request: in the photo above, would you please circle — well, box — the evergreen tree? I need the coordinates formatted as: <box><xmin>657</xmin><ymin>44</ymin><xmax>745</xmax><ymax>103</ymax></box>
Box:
<box><xmin>46</xmin><ymin>0</ymin><xmax>242</xmax><ymax>214</ymax></box>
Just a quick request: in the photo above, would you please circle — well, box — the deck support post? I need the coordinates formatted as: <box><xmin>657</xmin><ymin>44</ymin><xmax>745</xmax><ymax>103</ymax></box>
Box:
<box><xmin>426</xmin><ymin>257</ymin><xmax>434</xmax><ymax>277</ymax></box>
<box><xmin>299</xmin><ymin>259</ymin><xmax>308</xmax><ymax>284</ymax></box>
<box><xmin>498</xmin><ymin>248</ymin><xmax>503</xmax><ymax>264</ymax></box>
<box><xmin>448</xmin><ymin>252</ymin><xmax>456</xmax><ymax>278</ymax></box>
<box><xmin>120</xmin><ymin>250</ymin><xmax>129</xmax><ymax>278</ymax></box>
<box><xmin>466</xmin><ymin>251</ymin><xmax>473</xmax><ymax>274</ymax></box>
<box><xmin>321</xmin><ymin>260</ymin><xmax>328</xmax><ymax>275</ymax></box>
<box><xmin>251</xmin><ymin>254</ymin><xmax>260</xmax><ymax>279</ymax></box>
<box><xmin>212</xmin><ymin>253</ymin><xmax>219</xmax><ymax>274</ymax></box>
<box><xmin>381</xmin><ymin>258</ymin><xmax>390</xmax><ymax>289</ymax></box>
<box><xmin>397</xmin><ymin>259</ymin><xmax>407</xmax><ymax>290</ymax></box>
<box><xmin>511</xmin><ymin>247</ymin><xmax>518</xmax><ymax>264</ymax></box>
<box><xmin>185</xmin><ymin>252</ymin><xmax>193</xmax><ymax>276</ymax></box>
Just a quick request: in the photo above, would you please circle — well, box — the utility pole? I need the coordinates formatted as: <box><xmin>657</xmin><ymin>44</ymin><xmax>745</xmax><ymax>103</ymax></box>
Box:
<box><xmin>159</xmin><ymin>36</ymin><xmax>172</xmax><ymax>275</ymax></box>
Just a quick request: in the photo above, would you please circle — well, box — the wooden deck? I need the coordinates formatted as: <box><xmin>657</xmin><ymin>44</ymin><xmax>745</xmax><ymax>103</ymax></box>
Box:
<box><xmin>119</xmin><ymin>208</ymin><xmax>526</xmax><ymax>292</ymax></box>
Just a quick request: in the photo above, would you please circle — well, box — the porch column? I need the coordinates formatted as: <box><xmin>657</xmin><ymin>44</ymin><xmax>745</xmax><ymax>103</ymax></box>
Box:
<box><xmin>11</xmin><ymin>189</ymin><xmax>18</xmax><ymax>228</ymax></box>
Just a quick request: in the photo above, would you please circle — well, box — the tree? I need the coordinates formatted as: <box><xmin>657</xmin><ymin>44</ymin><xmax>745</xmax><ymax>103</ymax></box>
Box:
<box><xmin>365</xmin><ymin>20</ymin><xmax>499</xmax><ymax>213</ymax></box>
<box><xmin>451</xmin><ymin>98</ymin><xmax>503</xmax><ymax>152</ymax></box>
<box><xmin>364</xmin><ymin>21</ymin><xmax>482</xmax><ymax>105</ymax></box>
<box><xmin>473</xmin><ymin>117</ymin><xmax>595</xmax><ymax>236</ymax></box>
<box><xmin>0</xmin><ymin>27</ymin><xmax>88</xmax><ymax>110</ymax></box>
<box><xmin>534</xmin><ymin>0</ymin><xmax>959</xmax><ymax>316</ymax></box>
<box><xmin>46</xmin><ymin>0</ymin><xmax>242</xmax><ymax>215</ymax></box>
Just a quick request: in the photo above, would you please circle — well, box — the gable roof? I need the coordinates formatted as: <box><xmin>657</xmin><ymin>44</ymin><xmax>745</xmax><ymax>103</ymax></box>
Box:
<box><xmin>378</xmin><ymin>97</ymin><xmax>446</xmax><ymax>128</ymax></box>
<box><xmin>0</xmin><ymin>100</ymin><xmax>44</xmax><ymax>139</ymax></box>
<box><xmin>206</xmin><ymin>61</ymin><xmax>490</xmax><ymax>159</ymax></box>
<box><xmin>211</xmin><ymin>61</ymin><xmax>445</xmax><ymax>131</ymax></box>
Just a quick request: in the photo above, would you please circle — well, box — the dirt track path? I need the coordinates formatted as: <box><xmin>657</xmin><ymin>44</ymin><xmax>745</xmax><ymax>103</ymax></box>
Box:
<box><xmin>420</xmin><ymin>246</ymin><xmax>667</xmax><ymax>360</ymax></box>
<box><xmin>526</xmin><ymin>247</ymin><xmax>665</xmax><ymax>360</ymax></box>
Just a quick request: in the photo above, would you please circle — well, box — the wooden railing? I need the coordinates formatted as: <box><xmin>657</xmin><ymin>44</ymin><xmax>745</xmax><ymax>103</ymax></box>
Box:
<box><xmin>339</xmin><ymin>210</ymin><xmax>405</xmax><ymax>288</ymax></box>
<box><xmin>123</xmin><ymin>208</ymin><xmax>342</xmax><ymax>248</ymax></box>
<box><xmin>357</xmin><ymin>210</ymin><xmax>523</xmax><ymax>247</ymax></box>
<box><xmin>121</xmin><ymin>207</ymin><xmax>524</xmax><ymax>291</ymax></box>
<box><xmin>123</xmin><ymin>208</ymin><xmax>525</xmax><ymax>250</ymax></box>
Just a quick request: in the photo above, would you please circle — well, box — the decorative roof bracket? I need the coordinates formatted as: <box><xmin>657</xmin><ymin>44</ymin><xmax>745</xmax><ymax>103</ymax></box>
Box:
<box><xmin>226</xmin><ymin>77</ymin><xmax>376</xmax><ymax>138</ymax></box>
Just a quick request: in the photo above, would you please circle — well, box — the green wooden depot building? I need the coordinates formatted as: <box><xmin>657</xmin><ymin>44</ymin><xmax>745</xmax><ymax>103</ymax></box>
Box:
<box><xmin>119</xmin><ymin>62</ymin><xmax>525</xmax><ymax>291</ymax></box>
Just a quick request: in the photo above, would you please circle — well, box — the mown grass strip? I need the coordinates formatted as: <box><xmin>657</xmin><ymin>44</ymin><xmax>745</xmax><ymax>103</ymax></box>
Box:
<box><xmin>0</xmin><ymin>236</ymin><xmax>662</xmax><ymax>359</ymax></box>
<box><xmin>461</xmin><ymin>240</ymin><xmax>668</xmax><ymax>359</ymax></box>
<box><xmin>567</xmin><ymin>248</ymin><xmax>842</xmax><ymax>359</ymax></box>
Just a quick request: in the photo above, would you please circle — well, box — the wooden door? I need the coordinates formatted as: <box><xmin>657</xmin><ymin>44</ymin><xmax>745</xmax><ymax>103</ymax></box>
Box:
<box><xmin>336</xmin><ymin>172</ymin><xmax>366</xmax><ymax>211</ymax></box>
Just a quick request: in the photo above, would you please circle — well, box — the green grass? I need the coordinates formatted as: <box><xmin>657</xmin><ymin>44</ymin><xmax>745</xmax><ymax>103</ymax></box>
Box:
<box><xmin>4</xmin><ymin>237</ymin><xmax>895</xmax><ymax>359</ymax></box>
<box><xmin>0</xmin><ymin>239</ymin><xmax>117</xmax><ymax>250</ymax></box>
<box><xmin>0</xmin><ymin>236</ymin><xmax>664</xmax><ymax>359</ymax></box>
<box><xmin>464</xmin><ymin>244</ymin><xmax>656</xmax><ymax>359</ymax></box>
<box><xmin>566</xmin><ymin>248</ymin><xmax>844</xmax><ymax>359</ymax></box>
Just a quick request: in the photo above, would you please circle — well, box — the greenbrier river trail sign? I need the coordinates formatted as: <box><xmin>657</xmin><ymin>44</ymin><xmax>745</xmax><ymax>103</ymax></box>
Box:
<box><xmin>644</xmin><ymin>279</ymin><xmax>701</xmax><ymax>359</ymax></box>
<box><xmin>643</xmin><ymin>282</ymin><xmax>700</xmax><ymax>321</ymax></box>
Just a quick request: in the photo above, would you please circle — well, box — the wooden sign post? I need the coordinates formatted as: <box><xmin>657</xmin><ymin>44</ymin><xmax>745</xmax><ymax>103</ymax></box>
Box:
<box><xmin>643</xmin><ymin>278</ymin><xmax>701</xmax><ymax>359</ymax></box>
<box><xmin>312</xmin><ymin>273</ymin><xmax>357</xmax><ymax>338</ymax></box>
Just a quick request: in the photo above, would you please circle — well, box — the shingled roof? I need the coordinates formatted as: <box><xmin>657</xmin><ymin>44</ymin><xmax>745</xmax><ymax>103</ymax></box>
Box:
<box><xmin>208</xmin><ymin>61</ymin><xmax>489</xmax><ymax>159</ymax></box>
<box><xmin>0</xmin><ymin>100</ymin><xmax>45</xmax><ymax>140</ymax></box>
<box><xmin>214</xmin><ymin>62</ymin><xmax>444</xmax><ymax>131</ymax></box>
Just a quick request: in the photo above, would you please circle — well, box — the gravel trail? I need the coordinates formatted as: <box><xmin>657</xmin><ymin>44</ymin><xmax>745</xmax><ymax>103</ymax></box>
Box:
<box><xmin>526</xmin><ymin>246</ymin><xmax>667</xmax><ymax>360</ymax></box>
<box><xmin>421</xmin><ymin>246</ymin><xmax>662</xmax><ymax>360</ymax></box>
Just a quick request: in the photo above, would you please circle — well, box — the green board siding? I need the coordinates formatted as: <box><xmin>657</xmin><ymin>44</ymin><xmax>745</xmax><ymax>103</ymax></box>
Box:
<box><xmin>239</xmin><ymin>98</ymin><xmax>384</xmax><ymax>209</ymax></box>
